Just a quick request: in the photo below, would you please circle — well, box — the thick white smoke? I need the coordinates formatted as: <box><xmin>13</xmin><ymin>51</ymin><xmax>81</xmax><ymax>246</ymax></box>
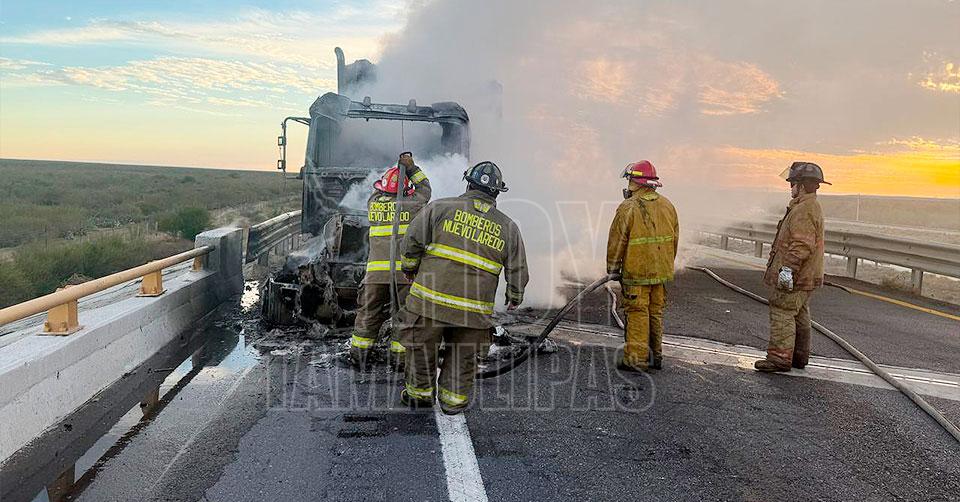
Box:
<box><xmin>340</xmin><ymin>153</ymin><xmax>470</xmax><ymax>212</ymax></box>
<box><xmin>356</xmin><ymin>0</ymin><xmax>789</xmax><ymax>306</ymax></box>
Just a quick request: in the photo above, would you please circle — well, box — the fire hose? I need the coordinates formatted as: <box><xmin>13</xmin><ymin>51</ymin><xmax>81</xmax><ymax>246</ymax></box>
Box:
<box><xmin>475</xmin><ymin>266</ymin><xmax>960</xmax><ymax>441</ymax></box>
<box><xmin>477</xmin><ymin>273</ymin><xmax>619</xmax><ymax>379</ymax></box>
<box><xmin>388</xmin><ymin>164</ymin><xmax>408</xmax><ymax>314</ymax></box>
<box><xmin>690</xmin><ymin>266</ymin><xmax>960</xmax><ymax>443</ymax></box>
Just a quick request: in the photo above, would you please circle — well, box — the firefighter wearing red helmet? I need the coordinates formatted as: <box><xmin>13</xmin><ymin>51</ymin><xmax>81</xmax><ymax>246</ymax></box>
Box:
<box><xmin>350</xmin><ymin>152</ymin><xmax>432</xmax><ymax>367</ymax></box>
<box><xmin>606</xmin><ymin>160</ymin><xmax>679</xmax><ymax>372</ymax></box>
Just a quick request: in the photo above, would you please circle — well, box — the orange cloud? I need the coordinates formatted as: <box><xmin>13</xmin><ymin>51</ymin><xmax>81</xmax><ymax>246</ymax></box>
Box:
<box><xmin>918</xmin><ymin>61</ymin><xmax>960</xmax><ymax>94</ymax></box>
<box><xmin>574</xmin><ymin>54</ymin><xmax>781</xmax><ymax>117</ymax></box>
<box><xmin>709</xmin><ymin>140</ymin><xmax>960</xmax><ymax>198</ymax></box>
<box><xmin>697</xmin><ymin>60</ymin><xmax>783</xmax><ymax>115</ymax></box>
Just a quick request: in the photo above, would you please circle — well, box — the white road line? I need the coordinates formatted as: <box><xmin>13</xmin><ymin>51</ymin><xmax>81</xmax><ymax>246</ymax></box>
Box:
<box><xmin>509</xmin><ymin>319</ymin><xmax>960</xmax><ymax>401</ymax></box>
<box><xmin>434</xmin><ymin>409</ymin><xmax>488</xmax><ymax>502</ymax></box>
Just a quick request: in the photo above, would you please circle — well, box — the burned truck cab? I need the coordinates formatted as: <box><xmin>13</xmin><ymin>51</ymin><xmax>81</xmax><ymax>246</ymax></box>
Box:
<box><xmin>263</xmin><ymin>48</ymin><xmax>470</xmax><ymax>326</ymax></box>
<box><xmin>299</xmin><ymin>91</ymin><xmax>470</xmax><ymax>235</ymax></box>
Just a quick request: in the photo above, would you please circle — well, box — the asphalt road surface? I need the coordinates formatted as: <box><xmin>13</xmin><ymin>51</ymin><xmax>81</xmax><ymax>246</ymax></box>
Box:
<box><xmin>4</xmin><ymin>258</ymin><xmax>959</xmax><ymax>502</ymax></box>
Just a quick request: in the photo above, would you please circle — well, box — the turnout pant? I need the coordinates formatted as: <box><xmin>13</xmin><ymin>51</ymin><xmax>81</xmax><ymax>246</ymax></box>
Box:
<box><xmin>766</xmin><ymin>289</ymin><xmax>812</xmax><ymax>368</ymax></box>
<box><xmin>621</xmin><ymin>284</ymin><xmax>666</xmax><ymax>370</ymax></box>
<box><xmin>400</xmin><ymin>314</ymin><xmax>489</xmax><ymax>413</ymax></box>
<box><xmin>350</xmin><ymin>283</ymin><xmax>410</xmax><ymax>357</ymax></box>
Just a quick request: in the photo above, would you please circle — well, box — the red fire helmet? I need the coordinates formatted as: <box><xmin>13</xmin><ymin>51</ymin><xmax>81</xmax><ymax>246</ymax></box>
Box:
<box><xmin>374</xmin><ymin>166</ymin><xmax>415</xmax><ymax>195</ymax></box>
<box><xmin>622</xmin><ymin>160</ymin><xmax>662</xmax><ymax>187</ymax></box>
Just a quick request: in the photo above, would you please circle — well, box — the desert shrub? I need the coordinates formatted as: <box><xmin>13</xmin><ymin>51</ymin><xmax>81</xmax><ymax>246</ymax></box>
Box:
<box><xmin>3</xmin><ymin>236</ymin><xmax>157</xmax><ymax>306</ymax></box>
<box><xmin>15</xmin><ymin>236</ymin><xmax>153</xmax><ymax>293</ymax></box>
<box><xmin>158</xmin><ymin>207</ymin><xmax>211</xmax><ymax>240</ymax></box>
<box><xmin>0</xmin><ymin>159</ymin><xmax>300</xmax><ymax>248</ymax></box>
<box><xmin>0</xmin><ymin>262</ymin><xmax>31</xmax><ymax>307</ymax></box>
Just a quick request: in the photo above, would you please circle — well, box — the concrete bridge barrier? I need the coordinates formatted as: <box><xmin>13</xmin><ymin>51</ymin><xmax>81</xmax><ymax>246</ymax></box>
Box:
<box><xmin>0</xmin><ymin>227</ymin><xmax>244</xmax><ymax>464</ymax></box>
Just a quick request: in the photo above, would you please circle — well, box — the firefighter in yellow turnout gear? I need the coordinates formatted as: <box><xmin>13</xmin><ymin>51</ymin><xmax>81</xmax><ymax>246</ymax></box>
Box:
<box><xmin>606</xmin><ymin>160</ymin><xmax>679</xmax><ymax>372</ymax></box>
<box><xmin>399</xmin><ymin>161</ymin><xmax>529</xmax><ymax>414</ymax></box>
<box><xmin>350</xmin><ymin>152</ymin><xmax>432</xmax><ymax>366</ymax></box>
<box><xmin>755</xmin><ymin>162</ymin><xmax>828</xmax><ymax>372</ymax></box>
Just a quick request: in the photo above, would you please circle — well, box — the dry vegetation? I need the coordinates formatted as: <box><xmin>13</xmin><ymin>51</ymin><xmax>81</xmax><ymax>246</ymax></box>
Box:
<box><xmin>0</xmin><ymin>159</ymin><xmax>301</xmax><ymax>308</ymax></box>
<box><xmin>0</xmin><ymin>159</ymin><xmax>299</xmax><ymax>248</ymax></box>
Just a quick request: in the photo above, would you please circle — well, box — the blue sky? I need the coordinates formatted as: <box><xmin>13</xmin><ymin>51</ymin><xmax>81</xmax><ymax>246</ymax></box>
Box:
<box><xmin>0</xmin><ymin>1</ymin><xmax>401</xmax><ymax>168</ymax></box>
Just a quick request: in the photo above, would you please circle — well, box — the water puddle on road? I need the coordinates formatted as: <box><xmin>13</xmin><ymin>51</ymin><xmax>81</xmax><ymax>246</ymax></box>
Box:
<box><xmin>18</xmin><ymin>301</ymin><xmax>262</xmax><ymax>502</ymax></box>
<box><xmin>14</xmin><ymin>280</ymin><xmax>369</xmax><ymax>502</ymax></box>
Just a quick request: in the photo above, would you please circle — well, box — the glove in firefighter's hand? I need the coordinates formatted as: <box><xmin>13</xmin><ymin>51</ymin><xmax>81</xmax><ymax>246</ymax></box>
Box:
<box><xmin>398</xmin><ymin>153</ymin><xmax>415</xmax><ymax>173</ymax></box>
<box><xmin>403</xmin><ymin>271</ymin><xmax>416</xmax><ymax>282</ymax></box>
<box><xmin>777</xmin><ymin>266</ymin><xmax>794</xmax><ymax>291</ymax></box>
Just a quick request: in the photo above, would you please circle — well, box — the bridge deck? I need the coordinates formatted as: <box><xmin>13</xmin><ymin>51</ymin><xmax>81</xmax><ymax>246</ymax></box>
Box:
<box><xmin>3</xmin><ymin>250</ymin><xmax>958</xmax><ymax>501</ymax></box>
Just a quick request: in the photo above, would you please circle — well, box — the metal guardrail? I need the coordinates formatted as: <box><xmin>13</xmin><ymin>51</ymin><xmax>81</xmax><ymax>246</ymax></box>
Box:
<box><xmin>245</xmin><ymin>210</ymin><xmax>302</xmax><ymax>263</ymax></box>
<box><xmin>0</xmin><ymin>246</ymin><xmax>214</xmax><ymax>334</ymax></box>
<box><xmin>702</xmin><ymin>221</ymin><xmax>960</xmax><ymax>294</ymax></box>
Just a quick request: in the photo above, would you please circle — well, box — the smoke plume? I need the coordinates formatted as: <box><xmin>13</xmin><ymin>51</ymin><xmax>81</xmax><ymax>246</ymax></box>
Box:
<box><xmin>355</xmin><ymin>0</ymin><xmax>797</xmax><ymax>305</ymax></box>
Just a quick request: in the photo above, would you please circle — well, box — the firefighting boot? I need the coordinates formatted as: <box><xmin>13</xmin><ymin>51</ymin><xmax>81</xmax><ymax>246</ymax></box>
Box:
<box><xmin>439</xmin><ymin>403</ymin><xmax>467</xmax><ymax>416</ymax></box>
<box><xmin>349</xmin><ymin>347</ymin><xmax>371</xmax><ymax>370</ymax></box>
<box><xmin>754</xmin><ymin>359</ymin><xmax>791</xmax><ymax>372</ymax></box>
<box><xmin>617</xmin><ymin>361</ymin><xmax>648</xmax><ymax>373</ymax></box>
<box><xmin>349</xmin><ymin>331</ymin><xmax>376</xmax><ymax>370</ymax></box>
<box><xmin>388</xmin><ymin>341</ymin><xmax>407</xmax><ymax>373</ymax></box>
<box><xmin>650</xmin><ymin>355</ymin><xmax>663</xmax><ymax>370</ymax></box>
<box><xmin>792</xmin><ymin>353</ymin><xmax>809</xmax><ymax>370</ymax></box>
<box><xmin>400</xmin><ymin>388</ymin><xmax>434</xmax><ymax>409</ymax></box>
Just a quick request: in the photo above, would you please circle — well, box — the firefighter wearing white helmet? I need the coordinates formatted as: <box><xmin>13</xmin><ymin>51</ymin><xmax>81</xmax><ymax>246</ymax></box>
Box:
<box><xmin>607</xmin><ymin>160</ymin><xmax>679</xmax><ymax>372</ymax></box>
<box><xmin>398</xmin><ymin>161</ymin><xmax>529</xmax><ymax>414</ymax></box>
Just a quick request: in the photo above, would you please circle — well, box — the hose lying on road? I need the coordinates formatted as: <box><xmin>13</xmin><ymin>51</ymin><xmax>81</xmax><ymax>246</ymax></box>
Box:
<box><xmin>477</xmin><ymin>273</ymin><xmax>618</xmax><ymax>379</ymax></box>
<box><xmin>691</xmin><ymin>266</ymin><xmax>960</xmax><ymax>443</ymax></box>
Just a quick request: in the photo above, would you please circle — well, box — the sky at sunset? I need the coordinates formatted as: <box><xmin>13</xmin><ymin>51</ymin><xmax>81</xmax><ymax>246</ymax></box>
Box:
<box><xmin>0</xmin><ymin>0</ymin><xmax>958</xmax><ymax>198</ymax></box>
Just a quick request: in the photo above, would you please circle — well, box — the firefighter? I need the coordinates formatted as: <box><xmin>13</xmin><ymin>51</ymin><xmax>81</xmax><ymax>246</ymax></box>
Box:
<box><xmin>606</xmin><ymin>160</ymin><xmax>679</xmax><ymax>372</ymax></box>
<box><xmin>349</xmin><ymin>152</ymin><xmax>431</xmax><ymax>367</ymax></box>
<box><xmin>398</xmin><ymin>161</ymin><xmax>529</xmax><ymax>414</ymax></box>
<box><xmin>755</xmin><ymin>162</ymin><xmax>828</xmax><ymax>372</ymax></box>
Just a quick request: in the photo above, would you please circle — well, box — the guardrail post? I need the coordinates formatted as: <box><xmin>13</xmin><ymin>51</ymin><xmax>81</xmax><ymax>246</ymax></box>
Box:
<box><xmin>845</xmin><ymin>256</ymin><xmax>858</xmax><ymax>278</ymax></box>
<box><xmin>138</xmin><ymin>268</ymin><xmax>166</xmax><ymax>297</ymax></box>
<box><xmin>720</xmin><ymin>236</ymin><xmax>729</xmax><ymax>250</ymax></box>
<box><xmin>42</xmin><ymin>286</ymin><xmax>82</xmax><ymax>336</ymax></box>
<box><xmin>754</xmin><ymin>241</ymin><xmax>764</xmax><ymax>258</ymax></box>
<box><xmin>195</xmin><ymin>227</ymin><xmax>244</xmax><ymax>297</ymax></box>
<box><xmin>911</xmin><ymin>269</ymin><xmax>924</xmax><ymax>295</ymax></box>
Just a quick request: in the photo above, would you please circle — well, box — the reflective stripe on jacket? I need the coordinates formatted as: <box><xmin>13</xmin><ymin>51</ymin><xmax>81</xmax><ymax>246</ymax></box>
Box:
<box><xmin>606</xmin><ymin>189</ymin><xmax>679</xmax><ymax>286</ymax></box>
<box><xmin>763</xmin><ymin>193</ymin><xmax>824</xmax><ymax>291</ymax></box>
<box><xmin>363</xmin><ymin>166</ymin><xmax>431</xmax><ymax>285</ymax></box>
<box><xmin>401</xmin><ymin>189</ymin><xmax>529</xmax><ymax>328</ymax></box>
